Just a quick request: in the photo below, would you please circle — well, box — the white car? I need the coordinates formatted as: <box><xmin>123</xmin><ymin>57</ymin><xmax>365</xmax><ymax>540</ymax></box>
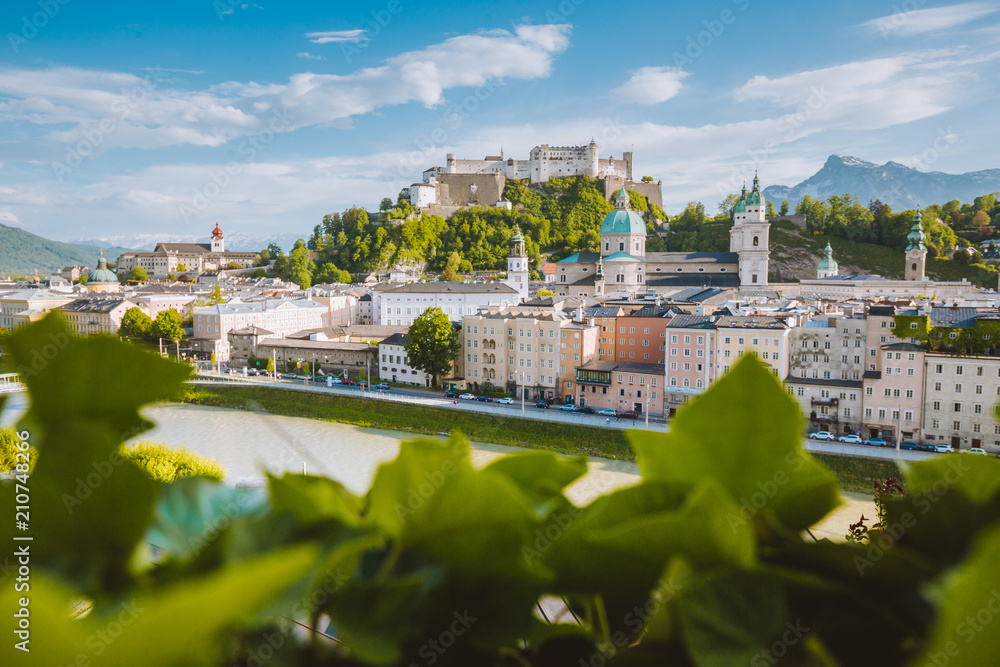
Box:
<box><xmin>964</xmin><ymin>447</ymin><xmax>988</xmax><ymax>455</ymax></box>
<box><xmin>496</xmin><ymin>397</ymin><xmax>514</xmax><ymax>404</ymax></box>
<box><xmin>330</xmin><ymin>377</ymin><xmax>342</xmax><ymax>384</ymax></box>
<box><xmin>459</xmin><ymin>393</ymin><xmax>475</xmax><ymax>400</ymax></box>
<box><xmin>837</xmin><ymin>434</ymin><xmax>863</xmax><ymax>444</ymax></box>
<box><xmin>808</xmin><ymin>431</ymin><xmax>835</xmax><ymax>441</ymax></box>
<box><xmin>933</xmin><ymin>444</ymin><xmax>954</xmax><ymax>453</ymax></box>
<box><xmin>598</xmin><ymin>409</ymin><xmax>617</xmax><ymax>417</ymax></box>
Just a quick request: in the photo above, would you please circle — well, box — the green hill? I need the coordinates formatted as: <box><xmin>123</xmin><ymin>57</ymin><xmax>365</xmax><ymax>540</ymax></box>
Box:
<box><xmin>0</xmin><ymin>224</ymin><xmax>133</xmax><ymax>276</ymax></box>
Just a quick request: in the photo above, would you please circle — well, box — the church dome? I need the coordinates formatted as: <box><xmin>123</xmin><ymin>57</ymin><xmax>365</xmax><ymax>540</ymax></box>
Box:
<box><xmin>600</xmin><ymin>209</ymin><xmax>646</xmax><ymax>235</ymax></box>
<box><xmin>817</xmin><ymin>242</ymin><xmax>838</xmax><ymax>271</ymax></box>
<box><xmin>88</xmin><ymin>253</ymin><xmax>118</xmax><ymax>284</ymax></box>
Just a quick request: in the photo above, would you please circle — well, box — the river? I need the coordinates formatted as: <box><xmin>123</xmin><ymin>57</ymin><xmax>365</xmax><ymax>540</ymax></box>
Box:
<box><xmin>2</xmin><ymin>393</ymin><xmax>870</xmax><ymax>540</ymax></box>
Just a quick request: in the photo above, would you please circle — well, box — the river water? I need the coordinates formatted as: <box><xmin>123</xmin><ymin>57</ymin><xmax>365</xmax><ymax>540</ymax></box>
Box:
<box><xmin>2</xmin><ymin>393</ymin><xmax>870</xmax><ymax>539</ymax></box>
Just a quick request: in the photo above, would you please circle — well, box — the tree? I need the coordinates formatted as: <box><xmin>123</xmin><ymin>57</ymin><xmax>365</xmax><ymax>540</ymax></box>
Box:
<box><xmin>125</xmin><ymin>266</ymin><xmax>149</xmax><ymax>284</ymax></box>
<box><xmin>151</xmin><ymin>308</ymin><xmax>184</xmax><ymax>342</ymax></box>
<box><xmin>405</xmin><ymin>307</ymin><xmax>460</xmax><ymax>387</ymax></box>
<box><xmin>78</xmin><ymin>274</ymin><xmax>88</xmax><ymax>285</ymax></box>
<box><xmin>176</xmin><ymin>263</ymin><xmax>187</xmax><ymax>272</ymax></box>
<box><xmin>779</xmin><ymin>200</ymin><xmax>790</xmax><ymax>216</ymax></box>
<box><xmin>119</xmin><ymin>307</ymin><xmax>152</xmax><ymax>341</ymax></box>
<box><xmin>379</xmin><ymin>197</ymin><xmax>394</xmax><ymax>212</ymax></box>
<box><xmin>225</xmin><ymin>261</ymin><xmax>243</xmax><ymax>270</ymax></box>
<box><xmin>252</xmin><ymin>268</ymin><xmax>267</xmax><ymax>279</ymax></box>
<box><xmin>284</xmin><ymin>241</ymin><xmax>314</xmax><ymax>288</ymax></box>
<box><xmin>253</xmin><ymin>249</ymin><xmax>270</xmax><ymax>267</ymax></box>
<box><xmin>535</xmin><ymin>288</ymin><xmax>558</xmax><ymax>297</ymax></box>
<box><xmin>640</xmin><ymin>176</ymin><xmax>654</xmax><ymax>182</ymax></box>
<box><xmin>765</xmin><ymin>200</ymin><xmax>776</xmax><ymax>217</ymax></box>
<box><xmin>441</xmin><ymin>251</ymin><xmax>462</xmax><ymax>281</ymax></box>
<box><xmin>207</xmin><ymin>283</ymin><xmax>226</xmax><ymax>306</ymax></box>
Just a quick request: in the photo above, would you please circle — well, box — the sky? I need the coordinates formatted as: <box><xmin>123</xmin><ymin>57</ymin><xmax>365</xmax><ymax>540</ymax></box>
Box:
<box><xmin>1</xmin><ymin>0</ymin><xmax>999</xmax><ymax>243</ymax></box>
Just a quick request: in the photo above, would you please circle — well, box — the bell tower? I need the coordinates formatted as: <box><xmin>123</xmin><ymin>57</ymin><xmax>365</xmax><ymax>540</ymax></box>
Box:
<box><xmin>211</xmin><ymin>220</ymin><xmax>225</xmax><ymax>253</ymax></box>
<box><xmin>904</xmin><ymin>210</ymin><xmax>927</xmax><ymax>281</ymax></box>
<box><xmin>732</xmin><ymin>173</ymin><xmax>770</xmax><ymax>288</ymax></box>
<box><xmin>505</xmin><ymin>225</ymin><xmax>529</xmax><ymax>301</ymax></box>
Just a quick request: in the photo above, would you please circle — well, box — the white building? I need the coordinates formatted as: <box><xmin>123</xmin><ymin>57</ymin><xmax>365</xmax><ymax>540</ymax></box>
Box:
<box><xmin>191</xmin><ymin>298</ymin><xmax>327</xmax><ymax>361</ymax></box>
<box><xmin>0</xmin><ymin>290</ymin><xmax>77</xmax><ymax>329</ymax></box>
<box><xmin>378</xmin><ymin>333</ymin><xmax>432</xmax><ymax>387</ymax></box>
<box><xmin>423</xmin><ymin>141</ymin><xmax>632</xmax><ymax>185</ymax></box>
<box><xmin>115</xmin><ymin>222</ymin><xmax>257</xmax><ymax>279</ymax></box>
<box><xmin>923</xmin><ymin>353</ymin><xmax>1000</xmax><ymax>452</ymax></box>
<box><xmin>379</xmin><ymin>282</ymin><xmax>520</xmax><ymax>327</ymax></box>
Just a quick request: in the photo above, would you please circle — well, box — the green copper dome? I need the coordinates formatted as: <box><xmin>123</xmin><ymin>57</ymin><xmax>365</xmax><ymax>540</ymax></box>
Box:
<box><xmin>817</xmin><ymin>242</ymin><xmax>838</xmax><ymax>271</ymax></box>
<box><xmin>600</xmin><ymin>209</ymin><xmax>646</xmax><ymax>235</ymax></box>
<box><xmin>88</xmin><ymin>252</ymin><xmax>118</xmax><ymax>284</ymax></box>
<box><xmin>906</xmin><ymin>210</ymin><xmax>927</xmax><ymax>252</ymax></box>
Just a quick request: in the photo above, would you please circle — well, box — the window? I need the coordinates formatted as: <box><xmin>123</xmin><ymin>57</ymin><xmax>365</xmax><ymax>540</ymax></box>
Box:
<box><xmin>974</xmin><ymin>423</ymin><xmax>981</xmax><ymax>433</ymax></box>
<box><xmin>878</xmin><ymin>409</ymin><xmax>886</xmax><ymax>419</ymax></box>
<box><xmin>953</xmin><ymin>421</ymin><xmax>961</xmax><ymax>430</ymax></box>
<box><xmin>933</xmin><ymin>401</ymin><xmax>940</xmax><ymax>411</ymax></box>
<box><xmin>906</xmin><ymin>390</ymin><xmax>913</xmax><ymax>398</ymax></box>
<box><xmin>865</xmin><ymin>408</ymin><xmax>873</xmax><ymax>417</ymax></box>
<box><xmin>975</xmin><ymin>404</ymin><xmax>983</xmax><ymax>414</ymax></box>
<box><xmin>956</xmin><ymin>384</ymin><xmax>963</xmax><ymax>393</ymax></box>
<box><xmin>954</xmin><ymin>403</ymin><xmax>962</xmax><ymax>412</ymax></box>
<box><xmin>934</xmin><ymin>382</ymin><xmax>941</xmax><ymax>391</ymax></box>
<box><xmin>866</xmin><ymin>387</ymin><xmax>873</xmax><ymax>395</ymax></box>
<box><xmin>956</xmin><ymin>366</ymin><xmax>964</xmax><ymax>375</ymax></box>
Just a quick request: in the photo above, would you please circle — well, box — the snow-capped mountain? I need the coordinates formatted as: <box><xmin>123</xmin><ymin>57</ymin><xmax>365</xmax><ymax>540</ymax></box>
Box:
<box><xmin>763</xmin><ymin>155</ymin><xmax>1000</xmax><ymax>210</ymax></box>
<box><xmin>73</xmin><ymin>232</ymin><xmax>307</xmax><ymax>253</ymax></box>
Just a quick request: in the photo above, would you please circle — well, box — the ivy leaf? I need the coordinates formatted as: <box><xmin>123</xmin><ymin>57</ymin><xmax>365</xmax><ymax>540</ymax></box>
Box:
<box><xmin>898</xmin><ymin>455</ymin><xmax>1000</xmax><ymax>505</ymax></box>
<box><xmin>268</xmin><ymin>473</ymin><xmax>361</xmax><ymax>528</ymax></box>
<box><xmin>632</xmin><ymin>355</ymin><xmax>840</xmax><ymax>531</ymax></box>
<box><xmin>0</xmin><ymin>315</ymin><xmax>192</xmax><ymax>593</ymax></box>
<box><xmin>482</xmin><ymin>450</ymin><xmax>588</xmax><ymax>506</ymax></box>
<box><xmin>918</xmin><ymin>525</ymin><xmax>1000</xmax><ymax>665</ymax></box>
<box><xmin>144</xmin><ymin>477</ymin><xmax>266</xmax><ymax>563</ymax></box>
<box><xmin>0</xmin><ymin>545</ymin><xmax>318</xmax><ymax>666</ymax></box>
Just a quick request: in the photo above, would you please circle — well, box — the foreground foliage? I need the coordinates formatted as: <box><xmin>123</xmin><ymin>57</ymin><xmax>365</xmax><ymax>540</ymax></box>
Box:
<box><xmin>2</xmin><ymin>313</ymin><xmax>1000</xmax><ymax>666</ymax></box>
<box><xmin>122</xmin><ymin>440</ymin><xmax>226</xmax><ymax>483</ymax></box>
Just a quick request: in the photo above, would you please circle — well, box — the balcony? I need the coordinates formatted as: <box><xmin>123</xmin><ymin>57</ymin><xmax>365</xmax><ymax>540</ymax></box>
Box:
<box><xmin>810</xmin><ymin>397</ymin><xmax>840</xmax><ymax>407</ymax></box>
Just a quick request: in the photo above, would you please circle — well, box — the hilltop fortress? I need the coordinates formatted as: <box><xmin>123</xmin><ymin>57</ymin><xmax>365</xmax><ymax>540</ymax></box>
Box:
<box><xmin>408</xmin><ymin>141</ymin><xmax>663</xmax><ymax>215</ymax></box>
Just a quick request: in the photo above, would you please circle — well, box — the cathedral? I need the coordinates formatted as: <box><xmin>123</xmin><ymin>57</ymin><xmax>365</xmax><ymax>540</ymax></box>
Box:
<box><xmin>550</xmin><ymin>176</ymin><xmax>771</xmax><ymax>297</ymax></box>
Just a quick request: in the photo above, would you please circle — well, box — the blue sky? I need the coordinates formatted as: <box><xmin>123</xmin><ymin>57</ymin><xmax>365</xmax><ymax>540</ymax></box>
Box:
<box><xmin>1</xmin><ymin>0</ymin><xmax>999</xmax><ymax>243</ymax></box>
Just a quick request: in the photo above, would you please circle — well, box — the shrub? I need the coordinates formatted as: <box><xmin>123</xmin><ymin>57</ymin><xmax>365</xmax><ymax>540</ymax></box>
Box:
<box><xmin>121</xmin><ymin>440</ymin><xmax>226</xmax><ymax>483</ymax></box>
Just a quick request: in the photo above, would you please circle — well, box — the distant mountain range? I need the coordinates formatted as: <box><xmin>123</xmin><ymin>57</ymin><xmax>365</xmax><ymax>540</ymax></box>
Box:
<box><xmin>763</xmin><ymin>155</ymin><xmax>1000</xmax><ymax>211</ymax></box>
<box><xmin>73</xmin><ymin>232</ymin><xmax>305</xmax><ymax>253</ymax></box>
<box><xmin>0</xmin><ymin>224</ymin><xmax>133</xmax><ymax>275</ymax></box>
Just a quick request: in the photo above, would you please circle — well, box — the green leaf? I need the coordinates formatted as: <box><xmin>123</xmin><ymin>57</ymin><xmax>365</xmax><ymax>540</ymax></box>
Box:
<box><xmin>144</xmin><ymin>477</ymin><xmax>266</xmax><ymax>562</ymax></box>
<box><xmin>918</xmin><ymin>525</ymin><xmax>1000</xmax><ymax>666</ymax></box>
<box><xmin>0</xmin><ymin>314</ymin><xmax>192</xmax><ymax>592</ymax></box>
<box><xmin>365</xmin><ymin>435</ymin><xmax>470</xmax><ymax>537</ymax></box>
<box><xmin>268</xmin><ymin>473</ymin><xmax>361</xmax><ymax>528</ymax></box>
<box><xmin>0</xmin><ymin>544</ymin><xmax>318</xmax><ymax>666</ymax></box>
<box><xmin>898</xmin><ymin>455</ymin><xmax>1000</xmax><ymax>505</ymax></box>
<box><xmin>483</xmin><ymin>450</ymin><xmax>588</xmax><ymax>508</ymax></box>
<box><xmin>632</xmin><ymin>355</ymin><xmax>840</xmax><ymax>531</ymax></box>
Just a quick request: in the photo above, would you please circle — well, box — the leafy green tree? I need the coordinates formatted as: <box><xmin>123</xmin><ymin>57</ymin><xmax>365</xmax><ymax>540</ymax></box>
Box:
<box><xmin>151</xmin><ymin>308</ymin><xmax>184</xmax><ymax>342</ymax></box>
<box><xmin>405</xmin><ymin>307</ymin><xmax>460</xmax><ymax>387</ymax></box>
<box><xmin>779</xmin><ymin>200</ymin><xmax>790</xmax><ymax>216</ymax></box>
<box><xmin>77</xmin><ymin>274</ymin><xmax>88</xmax><ymax>285</ymax></box>
<box><xmin>252</xmin><ymin>268</ymin><xmax>267</xmax><ymax>279</ymax></box>
<box><xmin>284</xmin><ymin>240</ymin><xmax>314</xmax><ymax>288</ymax></box>
<box><xmin>225</xmin><ymin>261</ymin><xmax>242</xmax><ymax>270</ymax></box>
<box><xmin>119</xmin><ymin>307</ymin><xmax>152</xmax><ymax>341</ymax></box>
<box><xmin>442</xmin><ymin>251</ymin><xmax>462</xmax><ymax>281</ymax></box>
<box><xmin>379</xmin><ymin>197</ymin><xmax>394</xmax><ymax>212</ymax></box>
<box><xmin>176</xmin><ymin>263</ymin><xmax>187</xmax><ymax>272</ymax></box>
<box><xmin>253</xmin><ymin>249</ymin><xmax>270</xmax><ymax>267</ymax></box>
<box><xmin>207</xmin><ymin>283</ymin><xmax>226</xmax><ymax>306</ymax></box>
<box><xmin>641</xmin><ymin>175</ymin><xmax>654</xmax><ymax>182</ymax></box>
<box><xmin>125</xmin><ymin>266</ymin><xmax>149</xmax><ymax>284</ymax></box>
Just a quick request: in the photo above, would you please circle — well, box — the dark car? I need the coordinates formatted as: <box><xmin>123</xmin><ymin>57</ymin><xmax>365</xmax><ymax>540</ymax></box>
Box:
<box><xmin>445</xmin><ymin>391</ymin><xmax>458</xmax><ymax>398</ymax></box>
<box><xmin>534</xmin><ymin>401</ymin><xmax>549</xmax><ymax>409</ymax></box>
<box><xmin>899</xmin><ymin>440</ymin><xmax>921</xmax><ymax>451</ymax></box>
<box><xmin>919</xmin><ymin>444</ymin><xmax>937</xmax><ymax>452</ymax></box>
<box><xmin>576</xmin><ymin>406</ymin><xmax>595</xmax><ymax>414</ymax></box>
<box><xmin>476</xmin><ymin>395</ymin><xmax>492</xmax><ymax>402</ymax></box>
<box><xmin>617</xmin><ymin>410</ymin><xmax>639</xmax><ymax>419</ymax></box>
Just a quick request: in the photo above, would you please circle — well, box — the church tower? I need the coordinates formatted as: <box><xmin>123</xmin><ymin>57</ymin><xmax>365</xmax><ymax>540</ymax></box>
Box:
<box><xmin>904</xmin><ymin>210</ymin><xmax>927</xmax><ymax>281</ymax></box>
<box><xmin>505</xmin><ymin>225</ymin><xmax>529</xmax><ymax>300</ymax></box>
<box><xmin>594</xmin><ymin>257</ymin><xmax>605</xmax><ymax>297</ymax></box>
<box><xmin>211</xmin><ymin>221</ymin><xmax>225</xmax><ymax>253</ymax></box>
<box><xmin>730</xmin><ymin>173</ymin><xmax>770</xmax><ymax>288</ymax></box>
<box><xmin>817</xmin><ymin>242</ymin><xmax>839</xmax><ymax>279</ymax></box>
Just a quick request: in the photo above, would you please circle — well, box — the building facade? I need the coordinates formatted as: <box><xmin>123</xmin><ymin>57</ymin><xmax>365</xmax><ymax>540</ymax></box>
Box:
<box><xmin>379</xmin><ymin>282</ymin><xmax>520</xmax><ymax>327</ymax></box>
<box><xmin>115</xmin><ymin>223</ymin><xmax>257</xmax><ymax>279</ymax></box>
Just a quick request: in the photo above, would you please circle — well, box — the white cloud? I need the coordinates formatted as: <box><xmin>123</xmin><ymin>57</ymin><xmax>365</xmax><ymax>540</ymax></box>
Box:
<box><xmin>296</xmin><ymin>52</ymin><xmax>326</xmax><ymax>61</ymax></box>
<box><xmin>613</xmin><ymin>66</ymin><xmax>688</xmax><ymax>104</ymax></box>
<box><xmin>0</xmin><ymin>211</ymin><xmax>23</xmax><ymax>227</ymax></box>
<box><xmin>306</xmin><ymin>29</ymin><xmax>367</xmax><ymax>44</ymax></box>
<box><xmin>861</xmin><ymin>1</ymin><xmax>1000</xmax><ymax>37</ymax></box>
<box><xmin>0</xmin><ymin>24</ymin><xmax>572</xmax><ymax>157</ymax></box>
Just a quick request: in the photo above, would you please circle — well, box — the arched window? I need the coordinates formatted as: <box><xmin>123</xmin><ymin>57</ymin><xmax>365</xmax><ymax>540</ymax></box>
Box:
<box><xmin>696</xmin><ymin>379</ymin><xmax>703</xmax><ymax>389</ymax></box>
<box><xmin>670</xmin><ymin>377</ymin><xmax>677</xmax><ymax>386</ymax></box>
<box><xmin>911</xmin><ymin>263</ymin><xmax>917</xmax><ymax>271</ymax></box>
<box><xmin>605</xmin><ymin>243</ymin><xmax>609</xmax><ymax>251</ymax></box>
<box><xmin>753</xmin><ymin>236</ymin><xmax>759</xmax><ymax>246</ymax></box>
<box><xmin>683</xmin><ymin>378</ymin><xmax>690</xmax><ymax>388</ymax></box>
<box><xmin>619</xmin><ymin>242</ymin><xmax>625</xmax><ymax>252</ymax></box>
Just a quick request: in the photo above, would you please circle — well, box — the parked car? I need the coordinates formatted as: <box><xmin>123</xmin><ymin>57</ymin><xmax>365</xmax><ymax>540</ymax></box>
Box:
<box><xmin>445</xmin><ymin>391</ymin><xmax>458</xmax><ymax>398</ymax></box>
<box><xmin>534</xmin><ymin>401</ymin><xmax>549</xmax><ymax>409</ymax></box>
<box><xmin>864</xmin><ymin>437</ymin><xmax>889</xmax><ymax>447</ymax></box>
<box><xmin>330</xmin><ymin>377</ymin><xmax>342</xmax><ymax>384</ymax></box>
<box><xmin>559</xmin><ymin>404</ymin><xmax>578</xmax><ymax>412</ymax></box>
<box><xmin>576</xmin><ymin>406</ymin><xmax>595</xmax><ymax>414</ymax></box>
<box><xmin>373</xmin><ymin>382</ymin><xmax>390</xmax><ymax>390</ymax></box>
<box><xmin>598</xmin><ymin>409</ymin><xmax>617</xmax><ymax>417</ymax></box>
<box><xmin>808</xmin><ymin>431</ymin><xmax>835</xmax><ymax>441</ymax></box>
<box><xmin>343</xmin><ymin>379</ymin><xmax>356</xmax><ymax>386</ymax></box>
<box><xmin>459</xmin><ymin>393</ymin><xmax>475</xmax><ymax>400</ymax></box>
<box><xmin>617</xmin><ymin>410</ymin><xmax>639</xmax><ymax>419</ymax></box>
<box><xmin>496</xmin><ymin>397</ymin><xmax>514</xmax><ymax>405</ymax></box>
<box><xmin>281</xmin><ymin>373</ymin><xmax>297</xmax><ymax>380</ymax></box>
<box><xmin>837</xmin><ymin>434</ymin><xmax>863</xmax><ymax>444</ymax></box>
<box><xmin>476</xmin><ymin>395</ymin><xmax>492</xmax><ymax>402</ymax></box>
<box><xmin>899</xmin><ymin>440</ymin><xmax>921</xmax><ymax>451</ymax></box>
<box><xmin>965</xmin><ymin>447</ymin><xmax>988</xmax><ymax>455</ymax></box>
<box><xmin>933</xmin><ymin>444</ymin><xmax>954</xmax><ymax>453</ymax></box>
<box><xmin>918</xmin><ymin>444</ymin><xmax>936</xmax><ymax>452</ymax></box>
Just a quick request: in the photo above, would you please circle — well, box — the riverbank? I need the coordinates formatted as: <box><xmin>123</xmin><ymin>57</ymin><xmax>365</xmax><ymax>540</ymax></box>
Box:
<box><xmin>183</xmin><ymin>385</ymin><xmax>898</xmax><ymax>493</ymax></box>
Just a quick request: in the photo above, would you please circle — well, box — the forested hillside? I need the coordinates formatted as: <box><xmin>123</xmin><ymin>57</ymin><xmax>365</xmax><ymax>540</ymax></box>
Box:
<box><xmin>0</xmin><ymin>224</ymin><xmax>133</xmax><ymax>275</ymax></box>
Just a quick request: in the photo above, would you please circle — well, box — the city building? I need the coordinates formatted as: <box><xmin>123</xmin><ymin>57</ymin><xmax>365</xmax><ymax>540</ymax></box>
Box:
<box><xmin>59</xmin><ymin>296</ymin><xmax>136</xmax><ymax>335</ymax></box>
<box><xmin>663</xmin><ymin>315</ymin><xmax>718</xmax><ymax>414</ymax></box>
<box><xmin>115</xmin><ymin>222</ymin><xmax>257</xmax><ymax>279</ymax></box>
<box><xmin>378</xmin><ymin>333</ymin><xmax>433</xmax><ymax>387</ymax></box>
<box><xmin>87</xmin><ymin>252</ymin><xmax>120</xmax><ymax>294</ymax></box>
<box><xmin>191</xmin><ymin>298</ymin><xmax>327</xmax><ymax>361</ymax></box>
<box><xmin>0</xmin><ymin>290</ymin><xmax>76</xmax><ymax>329</ymax></box>
<box><xmin>860</xmin><ymin>342</ymin><xmax>925</xmax><ymax>442</ymax></box>
<box><xmin>574</xmin><ymin>360</ymin><xmax>664</xmax><ymax>416</ymax></box>
<box><xmin>714</xmin><ymin>316</ymin><xmax>791</xmax><ymax>380</ymax></box>
<box><xmin>379</xmin><ymin>282</ymin><xmax>519</xmax><ymax>327</ymax></box>
<box><xmin>923</xmin><ymin>353</ymin><xmax>1000</xmax><ymax>450</ymax></box>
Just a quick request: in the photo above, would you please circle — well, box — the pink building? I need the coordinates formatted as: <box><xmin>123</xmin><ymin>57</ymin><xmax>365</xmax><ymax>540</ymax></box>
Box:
<box><xmin>663</xmin><ymin>315</ymin><xmax>717</xmax><ymax>415</ymax></box>
<box><xmin>575</xmin><ymin>360</ymin><xmax>664</xmax><ymax>417</ymax></box>
<box><xmin>861</xmin><ymin>342</ymin><xmax>925</xmax><ymax>442</ymax></box>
